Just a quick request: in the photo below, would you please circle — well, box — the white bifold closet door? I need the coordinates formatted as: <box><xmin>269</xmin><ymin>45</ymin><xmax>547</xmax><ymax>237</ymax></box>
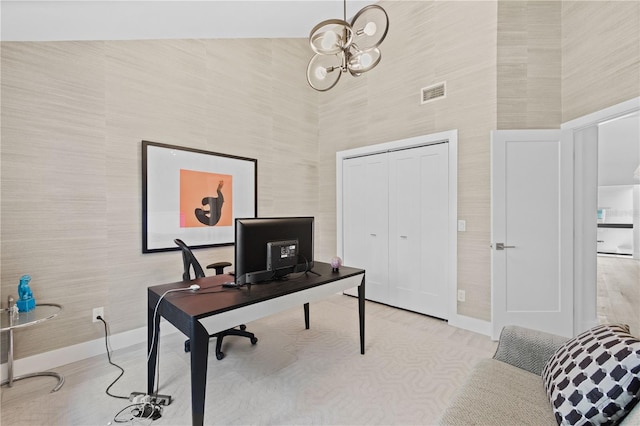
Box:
<box><xmin>342</xmin><ymin>143</ymin><xmax>449</xmax><ymax>319</ymax></box>
<box><xmin>388</xmin><ymin>143</ymin><xmax>449</xmax><ymax>319</ymax></box>
<box><xmin>342</xmin><ymin>153</ymin><xmax>389</xmax><ymax>303</ymax></box>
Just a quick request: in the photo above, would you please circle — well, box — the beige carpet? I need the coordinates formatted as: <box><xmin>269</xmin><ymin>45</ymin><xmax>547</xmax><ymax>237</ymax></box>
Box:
<box><xmin>1</xmin><ymin>294</ymin><xmax>496</xmax><ymax>425</ymax></box>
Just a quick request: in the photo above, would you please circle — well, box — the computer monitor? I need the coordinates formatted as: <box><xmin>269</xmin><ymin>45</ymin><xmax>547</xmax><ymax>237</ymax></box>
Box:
<box><xmin>234</xmin><ymin>217</ymin><xmax>315</xmax><ymax>285</ymax></box>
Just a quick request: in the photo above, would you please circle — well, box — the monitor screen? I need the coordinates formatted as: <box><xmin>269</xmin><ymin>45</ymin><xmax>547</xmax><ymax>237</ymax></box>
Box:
<box><xmin>234</xmin><ymin>217</ymin><xmax>314</xmax><ymax>285</ymax></box>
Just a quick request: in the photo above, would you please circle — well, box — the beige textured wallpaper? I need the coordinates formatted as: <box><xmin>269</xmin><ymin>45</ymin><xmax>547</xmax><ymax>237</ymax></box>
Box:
<box><xmin>2</xmin><ymin>0</ymin><xmax>640</xmax><ymax>361</ymax></box>
<box><xmin>562</xmin><ymin>0</ymin><xmax>640</xmax><ymax>122</ymax></box>
<box><xmin>1</xmin><ymin>38</ymin><xmax>318</xmax><ymax>358</ymax></box>
<box><xmin>2</xmin><ymin>41</ymin><xmax>109</xmax><ymax>354</ymax></box>
<box><xmin>498</xmin><ymin>0</ymin><xmax>562</xmax><ymax>129</ymax></box>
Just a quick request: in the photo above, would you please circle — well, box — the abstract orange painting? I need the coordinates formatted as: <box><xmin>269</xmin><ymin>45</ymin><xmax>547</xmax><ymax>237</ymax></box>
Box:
<box><xmin>143</xmin><ymin>141</ymin><xmax>256</xmax><ymax>252</ymax></box>
<box><xmin>180</xmin><ymin>169</ymin><xmax>233</xmax><ymax>227</ymax></box>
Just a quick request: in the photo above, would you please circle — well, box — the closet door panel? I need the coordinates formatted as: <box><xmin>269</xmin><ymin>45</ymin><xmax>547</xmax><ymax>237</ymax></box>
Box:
<box><xmin>342</xmin><ymin>154</ymin><xmax>389</xmax><ymax>303</ymax></box>
<box><xmin>343</xmin><ymin>159</ymin><xmax>367</xmax><ymax>273</ymax></box>
<box><xmin>418</xmin><ymin>144</ymin><xmax>449</xmax><ymax>319</ymax></box>
<box><xmin>389</xmin><ymin>154</ymin><xmax>422</xmax><ymax>297</ymax></box>
<box><xmin>389</xmin><ymin>144</ymin><xmax>449</xmax><ymax>319</ymax></box>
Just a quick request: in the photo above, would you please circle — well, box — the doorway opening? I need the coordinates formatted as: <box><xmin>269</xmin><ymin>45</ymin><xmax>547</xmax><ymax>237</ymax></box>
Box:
<box><xmin>595</xmin><ymin>112</ymin><xmax>639</xmax><ymax>336</ymax></box>
<box><xmin>563</xmin><ymin>98</ymin><xmax>640</xmax><ymax>337</ymax></box>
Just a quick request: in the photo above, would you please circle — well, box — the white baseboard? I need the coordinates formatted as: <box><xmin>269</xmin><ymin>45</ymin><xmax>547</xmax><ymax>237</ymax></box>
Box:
<box><xmin>448</xmin><ymin>314</ymin><xmax>492</xmax><ymax>338</ymax></box>
<box><xmin>342</xmin><ymin>291</ymin><xmax>493</xmax><ymax>338</ymax></box>
<box><xmin>1</xmin><ymin>321</ymin><xmax>179</xmax><ymax>381</ymax></box>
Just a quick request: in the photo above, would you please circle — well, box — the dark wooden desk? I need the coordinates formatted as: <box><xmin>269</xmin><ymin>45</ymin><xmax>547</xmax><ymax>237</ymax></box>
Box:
<box><xmin>147</xmin><ymin>261</ymin><xmax>365</xmax><ymax>426</ymax></box>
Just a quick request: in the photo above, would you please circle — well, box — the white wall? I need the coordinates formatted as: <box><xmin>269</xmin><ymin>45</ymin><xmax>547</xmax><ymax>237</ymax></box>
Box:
<box><xmin>598</xmin><ymin>186</ymin><xmax>635</xmax><ymax>224</ymax></box>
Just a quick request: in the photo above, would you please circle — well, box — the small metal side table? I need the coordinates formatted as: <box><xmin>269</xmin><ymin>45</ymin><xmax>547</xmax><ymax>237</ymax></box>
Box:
<box><xmin>1</xmin><ymin>303</ymin><xmax>65</xmax><ymax>392</ymax></box>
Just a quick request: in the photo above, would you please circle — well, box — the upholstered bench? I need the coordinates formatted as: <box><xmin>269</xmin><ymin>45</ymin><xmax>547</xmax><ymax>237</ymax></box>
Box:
<box><xmin>438</xmin><ymin>324</ymin><xmax>640</xmax><ymax>425</ymax></box>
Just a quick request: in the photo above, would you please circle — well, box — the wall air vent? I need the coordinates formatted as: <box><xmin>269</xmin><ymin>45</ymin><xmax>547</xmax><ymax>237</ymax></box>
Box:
<box><xmin>421</xmin><ymin>81</ymin><xmax>446</xmax><ymax>105</ymax></box>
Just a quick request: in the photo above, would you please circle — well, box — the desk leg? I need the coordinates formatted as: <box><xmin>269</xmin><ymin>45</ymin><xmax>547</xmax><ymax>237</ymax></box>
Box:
<box><xmin>190</xmin><ymin>321</ymin><xmax>209</xmax><ymax>426</ymax></box>
<box><xmin>304</xmin><ymin>303</ymin><xmax>310</xmax><ymax>329</ymax></box>
<box><xmin>358</xmin><ymin>275</ymin><xmax>365</xmax><ymax>355</ymax></box>
<box><xmin>147</xmin><ymin>304</ymin><xmax>160</xmax><ymax>395</ymax></box>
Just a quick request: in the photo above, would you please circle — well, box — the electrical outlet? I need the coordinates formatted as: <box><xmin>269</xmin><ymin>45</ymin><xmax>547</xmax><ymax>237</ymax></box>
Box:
<box><xmin>92</xmin><ymin>307</ymin><xmax>104</xmax><ymax>322</ymax></box>
<box><xmin>457</xmin><ymin>290</ymin><xmax>466</xmax><ymax>302</ymax></box>
<box><xmin>457</xmin><ymin>220</ymin><xmax>466</xmax><ymax>232</ymax></box>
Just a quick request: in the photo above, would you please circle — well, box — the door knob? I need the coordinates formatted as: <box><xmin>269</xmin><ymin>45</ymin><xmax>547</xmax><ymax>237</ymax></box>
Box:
<box><xmin>495</xmin><ymin>242</ymin><xmax>516</xmax><ymax>250</ymax></box>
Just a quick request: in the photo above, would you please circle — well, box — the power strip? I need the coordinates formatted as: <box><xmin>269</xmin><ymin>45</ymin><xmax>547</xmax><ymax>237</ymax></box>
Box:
<box><xmin>129</xmin><ymin>391</ymin><xmax>172</xmax><ymax>406</ymax></box>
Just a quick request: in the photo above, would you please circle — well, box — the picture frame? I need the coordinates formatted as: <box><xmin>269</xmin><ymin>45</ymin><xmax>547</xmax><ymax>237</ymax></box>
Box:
<box><xmin>142</xmin><ymin>140</ymin><xmax>257</xmax><ymax>253</ymax></box>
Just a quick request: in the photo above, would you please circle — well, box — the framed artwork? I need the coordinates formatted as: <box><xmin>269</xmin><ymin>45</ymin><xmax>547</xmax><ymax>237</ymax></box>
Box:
<box><xmin>142</xmin><ymin>140</ymin><xmax>257</xmax><ymax>253</ymax></box>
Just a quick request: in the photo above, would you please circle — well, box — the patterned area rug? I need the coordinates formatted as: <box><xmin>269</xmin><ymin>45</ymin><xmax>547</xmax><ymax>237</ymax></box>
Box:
<box><xmin>1</xmin><ymin>294</ymin><xmax>496</xmax><ymax>425</ymax></box>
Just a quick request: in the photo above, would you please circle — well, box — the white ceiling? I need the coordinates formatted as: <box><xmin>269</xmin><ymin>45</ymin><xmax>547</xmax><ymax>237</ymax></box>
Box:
<box><xmin>1</xmin><ymin>1</ymin><xmax>375</xmax><ymax>41</ymax></box>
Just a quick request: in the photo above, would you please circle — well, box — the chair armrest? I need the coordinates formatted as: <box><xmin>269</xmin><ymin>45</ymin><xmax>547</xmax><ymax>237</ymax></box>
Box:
<box><xmin>493</xmin><ymin>325</ymin><xmax>570</xmax><ymax>376</ymax></box>
<box><xmin>206</xmin><ymin>261</ymin><xmax>232</xmax><ymax>275</ymax></box>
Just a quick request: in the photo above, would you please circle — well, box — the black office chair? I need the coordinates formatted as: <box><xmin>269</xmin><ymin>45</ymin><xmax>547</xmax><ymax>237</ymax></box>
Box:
<box><xmin>174</xmin><ymin>239</ymin><xmax>258</xmax><ymax>360</ymax></box>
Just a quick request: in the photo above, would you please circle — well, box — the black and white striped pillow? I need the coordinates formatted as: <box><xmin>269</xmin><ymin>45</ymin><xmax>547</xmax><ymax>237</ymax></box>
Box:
<box><xmin>542</xmin><ymin>324</ymin><xmax>640</xmax><ymax>425</ymax></box>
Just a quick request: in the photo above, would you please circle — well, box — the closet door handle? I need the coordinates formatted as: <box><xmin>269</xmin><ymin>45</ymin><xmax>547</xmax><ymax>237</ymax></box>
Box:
<box><xmin>370</xmin><ymin>233</ymin><xmax>377</xmax><ymax>237</ymax></box>
<box><xmin>400</xmin><ymin>235</ymin><xmax>408</xmax><ymax>239</ymax></box>
<box><xmin>495</xmin><ymin>242</ymin><xmax>516</xmax><ymax>250</ymax></box>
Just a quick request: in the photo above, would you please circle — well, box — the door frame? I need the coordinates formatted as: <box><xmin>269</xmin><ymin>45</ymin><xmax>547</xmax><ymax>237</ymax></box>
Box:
<box><xmin>336</xmin><ymin>130</ymin><xmax>459</xmax><ymax>323</ymax></box>
<box><xmin>562</xmin><ymin>97</ymin><xmax>640</xmax><ymax>335</ymax></box>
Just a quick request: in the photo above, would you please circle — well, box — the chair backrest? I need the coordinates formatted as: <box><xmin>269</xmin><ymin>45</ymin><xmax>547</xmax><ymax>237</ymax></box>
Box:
<box><xmin>174</xmin><ymin>239</ymin><xmax>205</xmax><ymax>281</ymax></box>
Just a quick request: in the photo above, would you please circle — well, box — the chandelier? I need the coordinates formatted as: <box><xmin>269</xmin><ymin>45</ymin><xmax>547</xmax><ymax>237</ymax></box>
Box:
<box><xmin>306</xmin><ymin>1</ymin><xmax>389</xmax><ymax>91</ymax></box>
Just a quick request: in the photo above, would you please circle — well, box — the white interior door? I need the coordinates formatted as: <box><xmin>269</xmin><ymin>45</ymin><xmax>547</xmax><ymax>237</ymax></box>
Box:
<box><xmin>491</xmin><ymin>130</ymin><xmax>573</xmax><ymax>339</ymax></box>
<box><xmin>342</xmin><ymin>153</ymin><xmax>389</xmax><ymax>303</ymax></box>
<box><xmin>388</xmin><ymin>143</ymin><xmax>449</xmax><ymax>319</ymax></box>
